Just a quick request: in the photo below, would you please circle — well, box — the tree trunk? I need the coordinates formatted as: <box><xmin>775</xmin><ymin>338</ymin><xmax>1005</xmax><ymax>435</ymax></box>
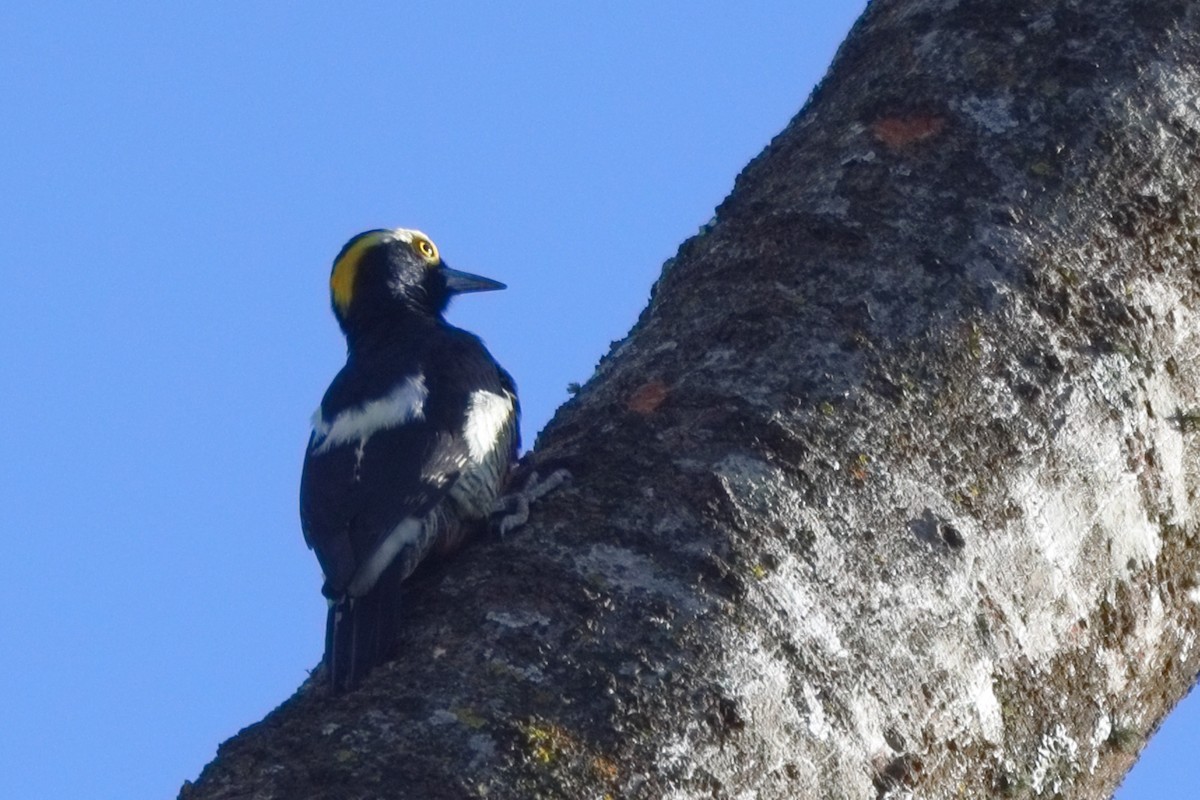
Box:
<box><xmin>180</xmin><ymin>1</ymin><xmax>1200</xmax><ymax>797</ymax></box>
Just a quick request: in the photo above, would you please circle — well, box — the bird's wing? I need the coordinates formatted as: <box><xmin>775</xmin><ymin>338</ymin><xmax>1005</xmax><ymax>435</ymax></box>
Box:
<box><xmin>300</xmin><ymin>370</ymin><xmax>470</xmax><ymax>598</ymax></box>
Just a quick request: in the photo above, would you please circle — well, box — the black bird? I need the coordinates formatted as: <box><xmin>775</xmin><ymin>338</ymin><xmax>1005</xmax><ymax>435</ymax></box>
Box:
<box><xmin>301</xmin><ymin>227</ymin><xmax>518</xmax><ymax>692</ymax></box>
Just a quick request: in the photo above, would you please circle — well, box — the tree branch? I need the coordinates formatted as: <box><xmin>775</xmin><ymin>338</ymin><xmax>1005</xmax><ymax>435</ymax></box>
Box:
<box><xmin>181</xmin><ymin>1</ymin><xmax>1200</xmax><ymax>797</ymax></box>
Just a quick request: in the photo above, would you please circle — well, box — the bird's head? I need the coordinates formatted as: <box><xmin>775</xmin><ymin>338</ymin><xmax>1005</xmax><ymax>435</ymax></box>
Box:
<box><xmin>328</xmin><ymin>227</ymin><xmax>505</xmax><ymax>337</ymax></box>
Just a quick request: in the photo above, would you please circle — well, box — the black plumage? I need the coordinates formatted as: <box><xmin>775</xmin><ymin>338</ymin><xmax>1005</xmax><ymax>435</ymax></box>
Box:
<box><xmin>300</xmin><ymin>228</ymin><xmax>518</xmax><ymax>692</ymax></box>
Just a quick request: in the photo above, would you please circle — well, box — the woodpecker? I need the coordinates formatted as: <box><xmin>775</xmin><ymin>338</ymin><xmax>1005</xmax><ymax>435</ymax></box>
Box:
<box><xmin>300</xmin><ymin>227</ymin><xmax>518</xmax><ymax>693</ymax></box>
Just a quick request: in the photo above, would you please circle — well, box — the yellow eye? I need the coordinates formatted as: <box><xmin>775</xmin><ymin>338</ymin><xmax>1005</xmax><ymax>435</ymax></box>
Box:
<box><xmin>415</xmin><ymin>238</ymin><xmax>438</xmax><ymax>261</ymax></box>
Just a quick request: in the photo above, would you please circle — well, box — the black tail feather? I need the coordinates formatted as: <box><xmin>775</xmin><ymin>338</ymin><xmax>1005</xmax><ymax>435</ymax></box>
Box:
<box><xmin>326</xmin><ymin>597</ymin><xmax>371</xmax><ymax>693</ymax></box>
<box><xmin>325</xmin><ymin>569</ymin><xmax>403</xmax><ymax>693</ymax></box>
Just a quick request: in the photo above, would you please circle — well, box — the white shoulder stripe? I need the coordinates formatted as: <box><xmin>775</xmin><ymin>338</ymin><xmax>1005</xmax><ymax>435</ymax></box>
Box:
<box><xmin>311</xmin><ymin>374</ymin><xmax>428</xmax><ymax>454</ymax></box>
<box><xmin>463</xmin><ymin>389</ymin><xmax>514</xmax><ymax>463</ymax></box>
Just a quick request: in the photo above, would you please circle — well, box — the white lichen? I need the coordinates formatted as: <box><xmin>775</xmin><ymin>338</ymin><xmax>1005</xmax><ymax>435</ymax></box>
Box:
<box><xmin>959</xmin><ymin>94</ymin><xmax>1019</xmax><ymax>134</ymax></box>
<box><xmin>1030</xmin><ymin>724</ymin><xmax>1079</xmax><ymax>795</ymax></box>
<box><xmin>486</xmin><ymin>610</ymin><xmax>550</xmax><ymax>628</ymax></box>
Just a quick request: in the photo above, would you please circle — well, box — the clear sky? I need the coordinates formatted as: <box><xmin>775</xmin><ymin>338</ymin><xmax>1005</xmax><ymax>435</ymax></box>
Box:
<box><xmin>0</xmin><ymin>3</ymin><xmax>1193</xmax><ymax>798</ymax></box>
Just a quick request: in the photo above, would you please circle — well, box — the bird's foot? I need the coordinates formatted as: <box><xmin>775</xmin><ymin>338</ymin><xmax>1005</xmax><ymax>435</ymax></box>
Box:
<box><xmin>490</xmin><ymin>468</ymin><xmax>572</xmax><ymax>537</ymax></box>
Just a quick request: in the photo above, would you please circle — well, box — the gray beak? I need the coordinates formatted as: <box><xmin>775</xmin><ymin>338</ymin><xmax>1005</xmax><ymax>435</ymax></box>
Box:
<box><xmin>442</xmin><ymin>266</ymin><xmax>507</xmax><ymax>294</ymax></box>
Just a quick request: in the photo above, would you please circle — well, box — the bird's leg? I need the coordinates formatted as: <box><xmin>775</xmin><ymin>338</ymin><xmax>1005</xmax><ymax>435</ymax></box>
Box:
<box><xmin>490</xmin><ymin>468</ymin><xmax>572</xmax><ymax>537</ymax></box>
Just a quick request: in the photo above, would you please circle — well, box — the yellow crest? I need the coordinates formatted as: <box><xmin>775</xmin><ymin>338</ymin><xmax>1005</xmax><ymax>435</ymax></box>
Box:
<box><xmin>330</xmin><ymin>230</ymin><xmax>391</xmax><ymax>314</ymax></box>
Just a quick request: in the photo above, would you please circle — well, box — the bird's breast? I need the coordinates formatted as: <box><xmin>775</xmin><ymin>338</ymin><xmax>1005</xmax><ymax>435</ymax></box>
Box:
<box><xmin>446</xmin><ymin>388</ymin><xmax>516</xmax><ymax>518</ymax></box>
<box><xmin>462</xmin><ymin>389</ymin><xmax>516</xmax><ymax>463</ymax></box>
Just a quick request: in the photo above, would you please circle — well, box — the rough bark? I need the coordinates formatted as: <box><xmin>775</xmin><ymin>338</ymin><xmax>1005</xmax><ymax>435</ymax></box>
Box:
<box><xmin>181</xmin><ymin>1</ymin><xmax>1200</xmax><ymax>798</ymax></box>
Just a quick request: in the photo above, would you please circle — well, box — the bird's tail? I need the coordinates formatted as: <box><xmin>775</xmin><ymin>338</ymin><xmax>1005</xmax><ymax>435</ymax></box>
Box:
<box><xmin>325</xmin><ymin>580</ymin><xmax>401</xmax><ymax>693</ymax></box>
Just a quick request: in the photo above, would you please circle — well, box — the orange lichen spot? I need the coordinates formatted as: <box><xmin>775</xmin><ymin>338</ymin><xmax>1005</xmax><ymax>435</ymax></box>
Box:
<box><xmin>627</xmin><ymin>380</ymin><xmax>669</xmax><ymax>414</ymax></box>
<box><xmin>849</xmin><ymin>454</ymin><xmax>870</xmax><ymax>483</ymax></box>
<box><xmin>872</xmin><ymin>115</ymin><xmax>946</xmax><ymax>150</ymax></box>
<box><xmin>591</xmin><ymin>755</ymin><xmax>620</xmax><ymax>782</ymax></box>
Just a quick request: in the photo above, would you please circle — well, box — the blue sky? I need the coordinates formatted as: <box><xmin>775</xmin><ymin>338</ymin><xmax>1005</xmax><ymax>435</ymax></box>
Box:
<box><xmin>0</xmin><ymin>3</ymin><xmax>1192</xmax><ymax>798</ymax></box>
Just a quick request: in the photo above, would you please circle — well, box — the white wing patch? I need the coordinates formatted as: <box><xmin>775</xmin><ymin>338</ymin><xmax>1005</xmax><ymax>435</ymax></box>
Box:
<box><xmin>311</xmin><ymin>374</ymin><xmax>428</xmax><ymax>454</ymax></box>
<box><xmin>463</xmin><ymin>389</ymin><xmax>513</xmax><ymax>463</ymax></box>
<box><xmin>347</xmin><ymin>517</ymin><xmax>424</xmax><ymax>597</ymax></box>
